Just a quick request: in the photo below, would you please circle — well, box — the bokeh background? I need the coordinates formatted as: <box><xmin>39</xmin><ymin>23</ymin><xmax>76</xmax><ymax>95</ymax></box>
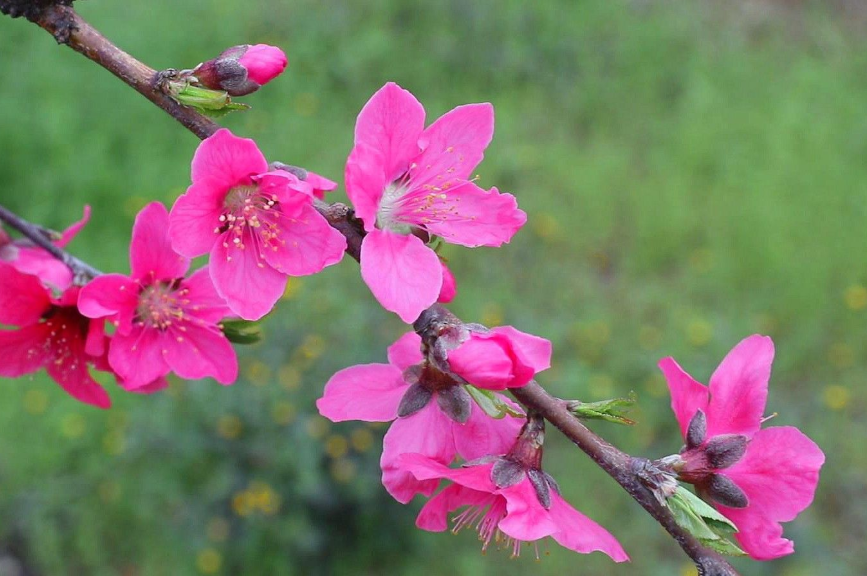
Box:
<box><xmin>0</xmin><ymin>0</ymin><xmax>864</xmax><ymax>574</ymax></box>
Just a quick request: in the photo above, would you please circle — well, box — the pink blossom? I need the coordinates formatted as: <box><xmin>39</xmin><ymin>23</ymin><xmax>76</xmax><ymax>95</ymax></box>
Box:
<box><xmin>316</xmin><ymin>332</ymin><xmax>523</xmax><ymax>503</ymax></box>
<box><xmin>193</xmin><ymin>44</ymin><xmax>287</xmax><ymax>97</ymax></box>
<box><xmin>346</xmin><ymin>82</ymin><xmax>527</xmax><ymax>322</ymax></box>
<box><xmin>448</xmin><ymin>325</ymin><xmax>552</xmax><ymax>390</ymax></box>
<box><xmin>397</xmin><ymin>454</ymin><xmax>628</xmax><ymax>561</ymax></box>
<box><xmin>0</xmin><ymin>206</ymin><xmax>90</xmax><ymax>291</ymax></box>
<box><xmin>79</xmin><ymin>202</ymin><xmax>238</xmax><ymax>390</ymax></box>
<box><xmin>304</xmin><ymin>171</ymin><xmax>338</xmax><ymax>200</ymax></box>
<box><xmin>437</xmin><ymin>261</ymin><xmax>456</xmax><ymax>303</ymax></box>
<box><xmin>659</xmin><ymin>335</ymin><xmax>825</xmax><ymax>560</ymax></box>
<box><xmin>0</xmin><ymin>263</ymin><xmax>111</xmax><ymax>408</ymax></box>
<box><xmin>168</xmin><ymin>129</ymin><xmax>346</xmax><ymax>320</ymax></box>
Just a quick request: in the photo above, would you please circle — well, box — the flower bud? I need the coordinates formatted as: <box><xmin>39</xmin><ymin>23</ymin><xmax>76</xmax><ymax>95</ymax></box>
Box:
<box><xmin>193</xmin><ymin>44</ymin><xmax>287</xmax><ymax>97</ymax></box>
<box><xmin>447</xmin><ymin>326</ymin><xmax>552</xmax><ymax>390</ymax></box>
<box><xmin>437</xmin><ymin>261</ymin><xmax>457</xmax><ymax>303</ymax></box>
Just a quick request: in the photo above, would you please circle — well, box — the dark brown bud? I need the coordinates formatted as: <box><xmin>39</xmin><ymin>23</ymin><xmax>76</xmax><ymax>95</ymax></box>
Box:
<box><xmin>705</xmin><ymin>434</ymin><xmax>748</xmax><ymax>469</ymax></box>
<box><xmin>686</xmin><ymin>409</ymin><xmax>707</xmax><ymax>449</ymax></box>
<box><xmin>707</xmin><ymin>473</ymin><xmax>749</xmax><ymax>508</ymax></box>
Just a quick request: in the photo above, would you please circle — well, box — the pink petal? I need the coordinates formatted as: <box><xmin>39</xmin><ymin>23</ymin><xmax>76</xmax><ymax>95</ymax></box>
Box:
<box><xmin>190</xmin><ymin>129</ymin><xmax>268</xmax><ymax>186</ymax></box>
<box><xmin>437</xmin><ymin>261</ymin><xmax>457</xmax><ymax>303</ymax></box>
<box><xmin>548</xmin><ymin>492</ymin><xmax>630</xmax><ymax>562</ymax></box>
<box><xmin>56</xmin><ymin>205</ymin><xmax>91</xmax><ymax>248</ymax></box>
<box><xmin>305</xmin><ymin>171</ymin><xmax>338</xmax><ymax>200</ymax></box>
<box><xmin>77</xmin><ymin>274</ymin><xmax>138</xmax><ymax>335</ymax></box>
<box><xmin>168</xmin><ymin>178</ymin><xmax>226</xmax><ymax>258</ymax></box>
<box><xmin>658</xmin><ymin>357</ymin><xmax>709</xmax><ymax>439</ymax></box>
<box><xmin>252</xmin><ymin>171</ymin><xmax>314</xmax><ymax>211</ymax></box>
<box><xmin>408</xmin><ymin>183</ymin><xmax>526</xmax><ymax>248</ymax></box>
<box><xmin>398</xmin><ymin>454</ymin><xmax>497</xmax><ymax>493</ymax></box>
<box><xmin>448</xmin><ymin>337</ymin><xmax>514</xmax><ymax>390</ymax></box>
<box><xmin>45</xmin><ymin>342</ymin><xmax>111</xmax><ymax>409</ymax></box>
<box><xmin>259</xmin><ymin>204</ymin><xmax>346</xmax><ymax>276</ymax></box>
<box><xmin>0</xmin><ymin>324</ymin><xmax>51</xmax><ymax>377</ymax></box>
<box><xmin>354</xmin><ymin>82</ymin><xmax>425</xmax><ymax>183</ymax></box>
<box><xmin>316</xmin><ymin>363</ymin><xmax>407</xmax><ymax>422</ymax></box>
<box><xmin>707</xmin><ymin>335</ymin><xmax>774</xmax><ymax>438</ymax></box>
<box><xmin>719</xmin><ymin>426</ymin><xmax>825</xmax><ymax>560</ymax></box>
<box><xmin>360</xmin><ymin>229</ymin><xmax>442</xmax><ymax>323</ymax></box>
<box><xmin>130</xmin><ymin>202</ymin><xmax>190</xmax><ymax>281</ymax></box>
<box><xmin>237</xmin><ymin>44</ymin><xmax>287</xmax><ymax>85</ymax></box>
<box><xmin>209</xmin><ymin>230</ymin><xmax>287</xmax><ymax>321</ymax></box>
<box><xmin>453</xmin><ymin>402</ymin><xmax>522</xmax><ymax>460</ymax></box>
<box><xmin>497</xmin><ymin>479</ymin><xmax>559</xmax><ymax>541</ymax></box>
<box><xmin>7</xmin><ymin>249</ymin><xmax>73</xmax><ymax>292</ymax></box>
<box><xmin>163</xmin><ymin>323</ymin><xmax>238</xmax><ymax>384</ymax></box>
<box><xmin>412</xmin><ymin>103</ymin><xmax>494</xmax><ymax>188</ymax></box>
<box><xmin>181</xmin><ymin>267</ymin><xmax>231</xmax><ymax>324</ymax></box>
<box><xmin>345</xmin><ymin>142</ymin><xmax>388</xmax><ymax>231</ymax></box>
<box><xmin>128</xmin><ymin>376</ymin><xmax>170</xmax><ymax>394</ymax></box>
<box><xmin>0</xmin><ymin>263</ymin><xmax>50</xmax><ymax>326</ymax></box>
<box><xmin>386</xmin><ymin>332</ymin><xmax>423</xmax><ymax>370</ymax></box>
<box><xmin>415</xmin><ymin>484</ymin><xmax>496</xmax><ymax>532</ymax></box>
<box><xmin>381</xmin><ymin>405</ymin><xmax>456</xmax><ymax>503</ymax></box>
<box><xmin>108</xmin><ymin>326</ymin><xmax>170</xmax><ymax>390</ymax></box>
<box><xmin>84</xmin><ymin>318</ymin><xmax>107</xmax><ymax>358</ymax></box>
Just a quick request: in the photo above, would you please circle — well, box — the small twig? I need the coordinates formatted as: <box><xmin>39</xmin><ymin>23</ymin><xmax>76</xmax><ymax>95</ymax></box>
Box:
<box><xmin>0</xmin><ymin>204</ymin><xmax>102</xmax><ymax>282</ymax></box>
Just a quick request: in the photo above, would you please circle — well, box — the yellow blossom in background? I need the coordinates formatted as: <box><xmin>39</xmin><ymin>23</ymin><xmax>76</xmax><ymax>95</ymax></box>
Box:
<box><xmin>638</xmin><ymin>325</ymin><xmax>662</xmax><ymax>351</ymax></box>
<box><xmin>103</xmin><ymin>431</ymin><xmax>126</xmax><ymax>456</ymax></box>
<box><xmin>844</xmin><ymin>284</ymin><xmax>867</xmax><ymax>311</ymax></box>
<box><xmin>685</xmin><ymin>318</ymin><xmax>712</xmax><ymax>347</ymax></box>
<box><xmin>248</xmin><ymin>481</ymin><xmax>281</xmax><ymax>515</ymax></box>
<box><xmin>325</xmin><ymin>434</ymin><xmax>349</xmax><ymax>459</ymax></box>
<box><xmin>23</xmin><ymin>389</ymin><xmax>48</xmax><ymax>415</ymax></box>
<box><xmin>330</xmin><ymin>458</ymin><xmax>357</xmax><ymax>484</ymax></box>
<box><xmin>350</xmin><ymin>427</ymin><xmax>374</xmax><ymax>453</ymax></box>
<box><xmin>246</xmin><ymin>360</ymin><xmax>272</xmax><ymax>387</ymax></box>
<box><xmin>196</xmin><ymin>548</ymin><xmax>222</xmax><ymax>575</ymax></box>
<box><xmin>480</xmin><ymin>303</ymin><xmax>504</xmax><ymax>327</ymax></box>
<box><xmin>827</xmin><ymin>343</ymin><xmax>855</xmax><ymax>369</ymax></box>
<box><xmin>644</xmin><ymin>373</ymin><xmax>668</xmax><ymax>398</ymax></box>
<box><xmin>531</xmin><ymin>212</ymin><xmax>562</xmax><ymax>241</ymax></box>
<box><xmin>278</xmin><ymin>365</ymin><xmax>302</xmax><ymax>391</ymax></box>
<box><xmin>271</xmin><ymin>401</ymin><xmax>296</xmax><ymax>426</ymax></box>
<box><xmin>823</xmin><ymin>385</ymin><xmax>850</xmax><ymax>411</ymax></box>
<box><xmin>207</xmin><ymin>517</ymin><xmax>230</xmax><ymax>543</ymax></box>
<box><xmin>217</xmin><ymin>415</ymin><xmax>243</xmax><ymax>440</ymax></box>
<box><xmin>305</xmin><ymin>416</ymin><xmax>330</xmax><ymax>439</ymax></box>
<box><xmin>231</xmin><ymin>491</ymin><xmax>253</xmax><ymax>517</ymax></box>
<box><xmin>300</xmin><ymin>334</ymin><xmax>326</xmax><ymax>359</ymax></box>
<box><xmin>60</xmin><ymin>413</ymin><xmax>86</xmax><ymax>439</ymax></box>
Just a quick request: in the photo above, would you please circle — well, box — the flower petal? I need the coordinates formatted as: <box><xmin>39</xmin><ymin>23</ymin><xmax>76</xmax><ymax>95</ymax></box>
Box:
<box><xmin>345</xmin><ymin>143</ymin><xmax>388</xmax><ymax>232</ymax></box>
<box><xmin>548</xmin><ymin>492</ymin><xmax>630</xmax><ymax>561</ymax></box>
<box><xmin>406</xmin><ymin>183</ymin><xmax>526</xmax><ymax>248</ymax></box>
<box><xmin>259</xmin><ymin>204</ymin><xmax>346</xmax><ymax>276</ymax></box>
<box><xmin>108</xmin><ymin>326</ymin><xmax>170</xmax><ymax>390</ymax></box>
<box><xmin>0</xmin><ymin>324</ymin><xmax>51</xmax><ymax>377</ymax></box>
<box><xmin>386</xmin><ymin>332</ymin><xmax>423</xmax><ymax>371</ymax></box>
<box><xmin>77</xmin><ymin>273</ymin><xmax>139</xmax><ymax>334</ymax></box>
<box><xmin>415</xmin><ymin>484</ymin><xmax>495</xmax><ymax>532</ymax></box>
<box><xmin>164</xmin><ymin>323</ymin><xmax>238</xmax><ymax>384</ymax></box>
<box><xmin>130</xmin><ymin>202</ymin><xmax>190</xmax><ymax>281</ymax></box>
<box><xmin>437</xmin><ymin>261</ymin><xmax>457</xmax><ymax>303</ymax></box>
<box><xmin>658</xmin><ymin>356</ymin><xmax>709</xmax><ymax>439</ymax></box>
<box><xmin>412</xmin><ymin>103</ymin><xmax>494</xmax><ymax>187</ymax></box>
<box><xmin>209</xmin><ymin>230</ymin><xmax>286</xmax><ymax>321</ymax></box>
<box><xmin>44</xmin><ymin>336</ymin><xmax>111</xmax><ymax>409</ymax></box>
<box><xmin>0</xmin><ymin>263</ymin><xmax>50</xmax><ymax>326</ymax></box>
<box><xmin>56</xmin><ymin>205</ymin><xmax>91</xmax><ymax>248</ymax></box>
<box><xmin>316</xmin><ymin>363</ymin><xmax>407</xmax><ymax>422</ymax></box>
<box><xmin>719</xmin><ymin>426</ymin><xmax>824</xmax><ymax>560</ymax></box>
<box><xmin>707</xmin><ymin>335</ymin><xmax>773</xmax><ymax>438</ymax></box>
<box><xmin>398</xmin><ymin>454</ymin><xmax>497</xmax><ymax>493</ymax></box>
<box><xmin>498</xmin><ymin>479</ymin><xmax>558</xmax><ymax>541</ymax></box>
<box><xmin>169</xmin><ymin>178</ymin><xmax>226</xmax><ymax>258</ymax></box>
<box><xmin>181</xmin><ymin>267</ymin><xmax>231</xmax><ymax>324</ymax></box>
<box><xmin>360</xmin><ymin>229</ymin><xmax>442</xmax><ymax>323</ymax></box>
<box><xmin>190</xmin><ymin>128</ymin><xmax>268</xmax><ymax>186</ymax></box>
<box><xmin>381</xmin><ymin>405</ymin><xmax>456</xmax><ymax>503</ymax></box>
<box><xmin>453</xmin><ymin>402</ymin><xmax>522</xmax><ymax>461</ymax></box>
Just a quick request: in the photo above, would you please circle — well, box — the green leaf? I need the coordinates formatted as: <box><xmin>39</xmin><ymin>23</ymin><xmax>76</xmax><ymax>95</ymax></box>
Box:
<box><xmin>666</xmin><ymin>488</ymin><xmax>747</xmax><ymax>557</ymax></box>
<box><xmin>167</xmin><ymin>82</ymin><xmax>251</xmax><ymax>117</ymax></box>
<box><xmin>465</xmin><ymin>385</ymin><xmax>524</xmax><ymax>419</ymax></box>
<box><xmin>221</xmin><ymin>319</ymin><xmax>262</xmax><ymax>345</ymax></box>
<box><xmin>568</xmin><ymin>391</ymin><xmax>637</xmax><ymax>425</ymax></box>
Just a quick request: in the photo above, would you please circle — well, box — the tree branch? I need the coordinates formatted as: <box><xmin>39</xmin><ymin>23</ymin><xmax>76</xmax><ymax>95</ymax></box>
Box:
<box><xmin>0</xmin><ymin>203</ymin><xmax>102</xmax><ymax>281</ymax></box>
<box><xmin>4</xmin><ymin>4</ymin><xmax>739</xmax><ymax>573</ymax></box>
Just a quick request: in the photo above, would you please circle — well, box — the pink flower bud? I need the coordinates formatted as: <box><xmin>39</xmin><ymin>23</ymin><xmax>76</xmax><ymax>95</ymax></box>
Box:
<box><xmin>193</xmin><ymin>44</ymin><xmax>287</xmax><ymax>97</ymax></box>
<box><xmin>437</xmin><ymin>262</ymin><xmax>457</xmax><ymax>303</ymax></box>
<box><xmin>237</xmin><ymin>44</ymin><xmax>288</xmax><ymax>85</ymax></box>
<box><xmin>448</xmin><ymin>326</ymin><xmax>552</xmax><ymax>390</ymax></box>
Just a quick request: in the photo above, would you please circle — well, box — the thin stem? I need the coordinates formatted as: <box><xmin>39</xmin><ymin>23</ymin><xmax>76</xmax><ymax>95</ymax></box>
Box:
<box><xmin>0</xmin><ymin>203</ymin><xmax>102</xmax><ymax>281</ymax></box>
<box><xmin>5</xmin><ymin>4</ymin><xmax>739</xmax><ymax>573</ymax></box>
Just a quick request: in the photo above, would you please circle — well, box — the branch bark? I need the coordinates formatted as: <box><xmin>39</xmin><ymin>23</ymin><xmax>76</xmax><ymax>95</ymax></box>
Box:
<box><xmin>3</xmin><ymin>4</ymin><xmax>740</xmax><ymax>574</ymax></box>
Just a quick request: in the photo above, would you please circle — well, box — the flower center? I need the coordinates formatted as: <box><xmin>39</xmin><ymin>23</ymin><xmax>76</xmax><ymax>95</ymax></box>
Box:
<box><xmin>137</xmin><ymin>281</ymin><xmax>186</xmax><ymax>330</ymax></box>
<box><xmin>216</xmin><ymin>185</ymin><xmax>282</xmax><ymax>258</ymax></box>
<box><xmin>376</xmin><ymin>179</ymin><xmax>413</xmax><ymax>234</ymax></box>
<box><xmin>451</xmin><ymin>497</ymin><xmax>540</xmax><ymax>558</ymax></box>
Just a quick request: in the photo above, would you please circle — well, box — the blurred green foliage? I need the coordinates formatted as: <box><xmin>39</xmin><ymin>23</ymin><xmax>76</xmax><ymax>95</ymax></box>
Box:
<box><xmin>0</xmin><ymin>0</ymin><xmax>864</xmax><ymax>574</ymax></box>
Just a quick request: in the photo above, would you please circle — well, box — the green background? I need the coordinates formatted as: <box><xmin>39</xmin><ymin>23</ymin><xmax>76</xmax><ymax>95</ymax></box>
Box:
<box><xmin>0</xmin><ymin>1</ymin><xmax>862</xmax><ymax>574</ymax></box>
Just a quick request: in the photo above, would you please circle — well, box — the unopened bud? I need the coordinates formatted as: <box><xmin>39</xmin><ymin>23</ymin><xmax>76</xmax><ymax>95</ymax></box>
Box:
<box><xmin>705</xmin><ymin>434</ymin><xmax>748</xmax><ymax>469</ymax></box>
<box><xmin>707</xmin><ymin>473</ymin><xmax>749</xmax><ymax>508</ymax></box>
<box><xmin>193</xmin><ymin>44</ymin><xmax>287</xmax><ymax>97</ymax></box>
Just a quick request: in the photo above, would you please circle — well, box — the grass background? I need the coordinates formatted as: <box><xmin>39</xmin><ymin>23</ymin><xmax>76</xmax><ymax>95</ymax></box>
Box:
<box><xmin>0</xmin><ymin>0</ymin><xmax>864</xmax><ymax>574</ymax></box>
